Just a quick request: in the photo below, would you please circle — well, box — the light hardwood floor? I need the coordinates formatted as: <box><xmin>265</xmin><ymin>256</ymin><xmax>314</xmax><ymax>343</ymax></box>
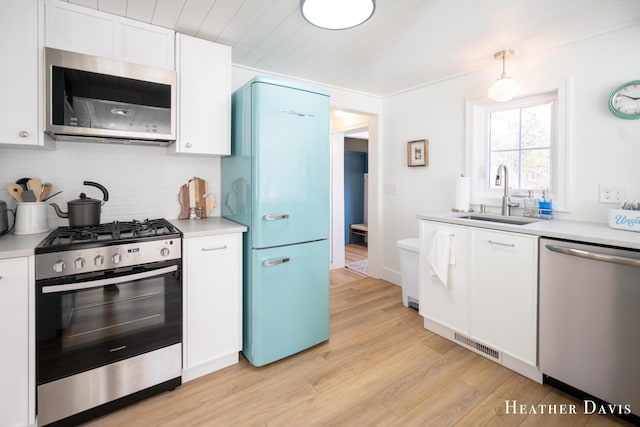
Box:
<box><xmin>345</xmin><ymin>243</ymin><xmax>367</xmax><ymax>265</ymax></box>
<box><xmin>84</xmin><ymin>267</ymin><xmax>630</xmax><ymax>426</ymax></box>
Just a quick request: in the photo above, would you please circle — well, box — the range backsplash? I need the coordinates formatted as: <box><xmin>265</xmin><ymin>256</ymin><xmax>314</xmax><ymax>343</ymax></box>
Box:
<box><xmin>0</xmin><ymin>141</ymin><xmax>221</xmax><ymax>227</ymax></box>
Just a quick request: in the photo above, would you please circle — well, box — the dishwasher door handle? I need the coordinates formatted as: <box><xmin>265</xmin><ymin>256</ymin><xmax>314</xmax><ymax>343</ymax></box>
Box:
<box><xmin>545</xmin><ymin>244</ymin><xmax>640</xmax><ymax>268</ymax></box>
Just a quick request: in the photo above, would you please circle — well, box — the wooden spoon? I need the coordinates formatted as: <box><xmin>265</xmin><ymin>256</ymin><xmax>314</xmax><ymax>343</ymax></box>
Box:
<box><xmin>27</xmin><ymin>178</ymin><xmax>43</xmax><ymax>201</ymax></box>
<box><xmin>5</xmin><ymin>183</ymin><xmax>24</xmax><ymax>202</ymax></box>
<box><xmin>40</xmin><ymin>182</ymin><xmax>52</xmax><ymax>200</ymax></box>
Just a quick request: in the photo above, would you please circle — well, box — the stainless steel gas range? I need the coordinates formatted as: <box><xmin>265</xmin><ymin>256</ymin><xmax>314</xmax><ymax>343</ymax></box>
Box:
<box><xmin>35</xmin><ymin>218</ymin><xmax>183</xmax><ymax>426</ymax></box>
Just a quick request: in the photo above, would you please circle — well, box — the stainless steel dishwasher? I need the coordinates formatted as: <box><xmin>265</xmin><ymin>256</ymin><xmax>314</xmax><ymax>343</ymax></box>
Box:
<box><xmin>539</xmin><ymin>238</ymin><xmax>640</xmax><ymax>422</ymax></box>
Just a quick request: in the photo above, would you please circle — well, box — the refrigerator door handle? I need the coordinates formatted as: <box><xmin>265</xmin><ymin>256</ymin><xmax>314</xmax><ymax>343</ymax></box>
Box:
<box><xmin>263</xmin><ymin>214</ymin><xmax>290</xmax><ymax>221</ymax></box>
<box><xmin>263</xmin><ymin>257</ymin><xmax>291</xmax><ymax>267</ymax></box>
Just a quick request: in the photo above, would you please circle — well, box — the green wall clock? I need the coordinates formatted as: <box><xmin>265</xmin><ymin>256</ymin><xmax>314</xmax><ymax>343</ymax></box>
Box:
<box><xmin>608</xmin><ymin>80</ymin><xmax>640</xmax><ymax>119</ymax></box>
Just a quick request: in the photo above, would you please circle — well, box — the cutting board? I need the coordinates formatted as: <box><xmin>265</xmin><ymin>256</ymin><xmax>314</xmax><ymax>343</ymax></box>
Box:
<box><xmin>178</xmin><ymin>177</ymin><xmax>216</xmax><ymax>219</ymax></box>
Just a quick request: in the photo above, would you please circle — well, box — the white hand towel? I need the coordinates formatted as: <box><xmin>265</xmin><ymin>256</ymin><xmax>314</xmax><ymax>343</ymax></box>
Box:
<box><xmin>427</xmin><ymin>231</ymin><xmax>456</xmax><ymax>286</ymax></box>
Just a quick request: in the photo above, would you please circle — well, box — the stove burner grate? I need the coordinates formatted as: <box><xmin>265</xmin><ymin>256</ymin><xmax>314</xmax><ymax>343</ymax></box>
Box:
<box><xmin>38</xmin><ymin>218</ymin><xmax>179</xmax><ymax>248</ymax></box>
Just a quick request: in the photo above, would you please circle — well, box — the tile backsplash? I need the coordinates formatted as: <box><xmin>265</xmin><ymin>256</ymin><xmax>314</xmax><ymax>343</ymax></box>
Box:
<box><xmin>0</xmin><ymin>141</ymin><xmax>221</xmax><ymax>228</ymax></box>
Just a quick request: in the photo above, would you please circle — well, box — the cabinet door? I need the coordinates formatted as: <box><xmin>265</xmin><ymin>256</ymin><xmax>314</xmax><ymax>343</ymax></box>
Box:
<box><xmin>184</xmin><ymin>234</ymin><xmax>242</xmax><ymax>370</ymax></box>
<box><xmin>0</xmin><ymin>257</ymin><xmax>30</xmax><ymax>427</ymax></box>
<box><xmin>45</xmin><ymin>0</ymin><xmax>174</xmax><ymax>69</ymax></box>
<box><xmin>0</xmin><ymin>0</ymin><xmax>40</xmax><ymax>146</ymax></box>
<box><xmin>419</xmin><ymin>221</ymin><xmax>470</xmax><ymax>335</ymax></box>
<box><xmin>174</xmin><ymin>34</ymin><xmax>231</xmax><ymax>155</ymax></box>
<box><xmin>470</xmin><ymin>229</ymin><xmax>538</xmax><ymax>366</ymax></box>
<box><xmin>45</xmin><ymin>0</ymin><xmax>116</xmax><ymax>58</ymax></box>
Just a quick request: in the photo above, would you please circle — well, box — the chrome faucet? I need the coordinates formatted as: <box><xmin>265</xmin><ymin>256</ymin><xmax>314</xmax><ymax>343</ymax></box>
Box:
<box><xmin>495</xmin><ymin>164</ymin><xmax>519</xmax><ymax>216</ymax></box>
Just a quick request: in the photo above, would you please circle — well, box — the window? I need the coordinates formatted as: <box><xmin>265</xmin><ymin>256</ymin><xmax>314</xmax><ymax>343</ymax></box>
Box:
<box><xmin>465</xmin><ymin>76</ymin><xmax>572</xmax><ymax>211</ymax></box>
<box><xmin>488</xmin><ymin>101</ymin><xmax>553</xmax><ymax>191</ymax></box>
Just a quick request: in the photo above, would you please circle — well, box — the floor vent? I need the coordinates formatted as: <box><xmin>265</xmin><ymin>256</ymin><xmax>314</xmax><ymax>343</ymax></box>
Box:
<box><xmin>454</xmin><ymin>333</ymin><xmax>500</xmax><ymax>360</ymax></box>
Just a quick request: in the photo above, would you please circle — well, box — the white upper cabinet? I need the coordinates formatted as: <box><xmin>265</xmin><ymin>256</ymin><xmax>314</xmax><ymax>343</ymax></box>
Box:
<box><xmin>0</xmin><ymin>0</ymin><xmax>51</xmax><ymax>147</ymax></box>
<box><xmin>172</xmin><ymin>33</ymin><xmax>231</xmax><ymax>156</ymax></box>
<box><xmin>45</xmin><ymin>0</ymin><xmax>175</xmax><ymax>70</ymax></box>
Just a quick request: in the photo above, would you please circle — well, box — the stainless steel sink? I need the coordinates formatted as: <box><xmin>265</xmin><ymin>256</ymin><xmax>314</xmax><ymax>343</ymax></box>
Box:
<box><xmin>455</xmin><ymin>213</ymin><xmax>541</xmax><ymax>225</ymax></box>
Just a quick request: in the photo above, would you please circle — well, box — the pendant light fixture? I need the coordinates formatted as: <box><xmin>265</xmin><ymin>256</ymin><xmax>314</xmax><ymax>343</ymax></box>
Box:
<box><xmin>300</xmin><ymin>0</ymin><xmax>375</xmax><ymax>30</ymax></box>
<box><xmin>488</xmin><ymin>49</ymin><xmax>521</xmax><ymax>102</ymax></box>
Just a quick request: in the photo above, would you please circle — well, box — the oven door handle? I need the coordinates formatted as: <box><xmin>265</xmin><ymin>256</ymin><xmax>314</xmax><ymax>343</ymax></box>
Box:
<box><xmin>41</xmin><ymin>265</ymin><xmax>178</xmax><ymax>294</ymax></box>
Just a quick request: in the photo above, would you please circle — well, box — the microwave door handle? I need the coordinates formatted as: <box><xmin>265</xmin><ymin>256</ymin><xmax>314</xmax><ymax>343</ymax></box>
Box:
<box><xmin>41</xmin><ymin>265</ymin><xmax>178</xmax><ymax>294</ymax></box>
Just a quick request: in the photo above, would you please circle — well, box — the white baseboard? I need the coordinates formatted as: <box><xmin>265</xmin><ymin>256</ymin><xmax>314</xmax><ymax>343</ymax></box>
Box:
<box><xmin>381</xmin><ymin>267</ymin><xmax>401</xmax><ymax>286</ymax></box>
<box><xmin>182</xmin><ymin>352</ymin><xmax>239</xmax><ymax>383</ymax></box>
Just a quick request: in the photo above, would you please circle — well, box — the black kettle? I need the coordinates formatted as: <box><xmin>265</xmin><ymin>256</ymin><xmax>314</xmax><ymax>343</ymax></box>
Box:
<box><xmin>50</xmin><ymin>181</ymin><xmax>109</xmax><ymax>227</ymax></box>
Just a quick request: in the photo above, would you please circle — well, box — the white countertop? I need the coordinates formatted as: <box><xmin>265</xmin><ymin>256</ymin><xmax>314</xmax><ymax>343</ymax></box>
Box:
<box><xmin>0</xmin><ymin>230</ymin><xmax>50</xmax><ymax>259</ymax></box>
<box><xmin>0</xmin><ymin>218</ymin><xmax>247</xmax><ymax>260</ymax></box>
<box><xmin>418</xmin><ymin>212</ymin><xmax>640</xmax><ymax>250</ymax></box>
<box><xmin>169</xmin><ymin>217</ymin><xmax>247</xmax><ymax>238</ymax></box>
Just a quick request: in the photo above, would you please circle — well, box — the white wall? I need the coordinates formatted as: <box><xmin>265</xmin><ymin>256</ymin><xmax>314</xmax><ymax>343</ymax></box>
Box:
<box><xmin>380</xmin><ymin>25</ymin><xmax>640</xmax><ymax>284</ymax></box>
<box><xmin>0</xmin><ymin>142</ymin><xmax>220</xmax><ymax>228</ymax></box>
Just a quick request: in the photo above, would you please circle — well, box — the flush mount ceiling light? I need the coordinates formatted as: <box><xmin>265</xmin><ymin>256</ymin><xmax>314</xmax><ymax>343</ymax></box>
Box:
<box><xmin>301</xmin><ymin>0</ymin><xmax>375</xmax><ymax>30</ymax></box>
<box><xmin>488</xmin><ymin>49</ymin><xmax>521</xmax><ymax>102</ymax></box>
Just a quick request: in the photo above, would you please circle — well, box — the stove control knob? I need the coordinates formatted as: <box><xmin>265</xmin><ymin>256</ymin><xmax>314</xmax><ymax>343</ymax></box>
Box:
<box><xmin>112</xmin><ymin>253</ymin><xmax>121</xmax><ymax>264</ymax></box>
<box><xmin>74</xmin><ymin>257</ymin><xmax>86</xmax><ymax>269</ymax></box>
<box><xmin>53</xmin><ymin>261</ymin><xmax>66</xmax><ymax>273</ymax></box>
<box><xmin>94</xmin><ymin>255</ymin><xmax>104</xmax><ymax>266</ymax></box>
<box><xmin>160</xmin><ymin>247</ymin><xmax>170</xmax><ymax>257</ymax></box>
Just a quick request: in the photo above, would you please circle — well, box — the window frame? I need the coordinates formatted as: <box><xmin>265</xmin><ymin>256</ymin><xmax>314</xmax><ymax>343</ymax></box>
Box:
<box><xmin>465</xmin><ymin>76</ymin><xmax>572</xmax><ymax>212</ymax></box>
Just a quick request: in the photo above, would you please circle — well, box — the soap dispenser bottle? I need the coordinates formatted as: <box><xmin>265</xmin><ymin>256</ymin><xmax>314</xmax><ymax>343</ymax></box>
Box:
<box><xmin>538</xmin><ymin>189</ymin><xmax>553</xmax><ymax>218</ymax></box>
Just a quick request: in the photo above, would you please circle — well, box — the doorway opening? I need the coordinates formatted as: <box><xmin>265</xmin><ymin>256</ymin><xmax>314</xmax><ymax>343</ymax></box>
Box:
<box><xmin>330</xmin><ymin>109</ymin><xmax>374</xmax><ymax>276</ymax></box>
<box><xmin>344</xmin><ymin>131</ymin><xmax>368</xmax><ymax>272</ymax></box>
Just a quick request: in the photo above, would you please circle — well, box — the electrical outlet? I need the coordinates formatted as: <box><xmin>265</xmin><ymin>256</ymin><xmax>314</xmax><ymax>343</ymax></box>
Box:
<box><xmin>599</xmin><ymin>185</ymin><xmax>626</xmax><ymax>204</ymax></box>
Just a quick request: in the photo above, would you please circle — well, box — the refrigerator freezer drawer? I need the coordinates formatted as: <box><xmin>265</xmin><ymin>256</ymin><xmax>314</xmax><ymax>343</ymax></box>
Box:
<box><xmin>244</xmin><ymin>239</ymin><xmax>329</xmax><ymax>366</ymax></box>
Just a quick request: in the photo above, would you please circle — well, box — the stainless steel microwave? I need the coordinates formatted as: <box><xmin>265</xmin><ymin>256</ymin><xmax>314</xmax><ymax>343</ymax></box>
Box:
<box><xmin>45</xmin><ymin>47</ymin><xmax>176</xmax><ymax>146</ymax></box>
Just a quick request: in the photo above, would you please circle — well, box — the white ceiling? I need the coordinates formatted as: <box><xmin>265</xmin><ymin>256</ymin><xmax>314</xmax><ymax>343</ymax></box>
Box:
<box><xmin>63</xmin><ymin>0</ymin><xmax>640</xmax><ymax>96</ymax></box>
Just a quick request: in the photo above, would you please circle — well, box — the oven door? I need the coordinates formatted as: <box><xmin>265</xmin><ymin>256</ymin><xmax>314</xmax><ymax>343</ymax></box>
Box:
<box><xmin>36</xmin><ymin>261</ymin><xmax>182</xmax><ymax>385</ymax></box>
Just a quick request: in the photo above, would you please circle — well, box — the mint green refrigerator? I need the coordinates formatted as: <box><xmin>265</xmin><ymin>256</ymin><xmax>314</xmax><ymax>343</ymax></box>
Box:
<box><xmin>222</xmin><ymin>76</ymin><xmax>330</xmax><ymax>366</ymax></box>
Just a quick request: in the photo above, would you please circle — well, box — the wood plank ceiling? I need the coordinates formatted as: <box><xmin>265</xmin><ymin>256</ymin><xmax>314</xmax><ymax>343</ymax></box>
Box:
<box><xmin>62</xmin><ymin>0</ymin><xmax>640</xmax><ymax>96</ymax></box>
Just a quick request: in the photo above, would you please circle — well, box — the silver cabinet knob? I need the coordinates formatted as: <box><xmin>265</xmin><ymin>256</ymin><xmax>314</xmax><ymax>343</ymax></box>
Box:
<box><xmin>18</xmin><ymin>131</ymin><xmax>29</xmax><ymax>138</ymax></box>
<box><xmin>185</xmin><ymin>142</ymin><xmax>192</xmax><ymax>148</ymax></box>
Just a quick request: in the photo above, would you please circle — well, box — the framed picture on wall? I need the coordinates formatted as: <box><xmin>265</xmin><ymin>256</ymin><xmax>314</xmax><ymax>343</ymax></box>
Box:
<box><xmin>407</xmin><ymin>139</ymin><xmax>428</xmax><ymax>167</ymax></box>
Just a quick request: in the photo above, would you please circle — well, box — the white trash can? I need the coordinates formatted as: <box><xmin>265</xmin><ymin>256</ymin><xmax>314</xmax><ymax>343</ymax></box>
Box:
<box><xmin>397</xmin><ymin>237</ymin><xmax>420</xmax><ymax>309</ymax></box>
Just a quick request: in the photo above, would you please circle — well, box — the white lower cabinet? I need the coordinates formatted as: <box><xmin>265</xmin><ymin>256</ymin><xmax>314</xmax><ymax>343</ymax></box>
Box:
<box><xmin>0</xmin><ymin>256</ymin><xmax>35</xmax><ymax>427</ymax></box>
<box><xmin>419</xmin><ymin>220</ymin><xmax>540</xmax><ymax>381</ymax></box>
<box><xmin>469</xmin><ymin>228</ymin><xmax>538</xmax><ymax>367</ymax></box>
<box><xmin>419</xmin><ymin>221</ymin><xmax>470</xmax><ymax>333</ymax></box>
<box><xmin>182</xmin><ymin>233</ymin><xmax>242</xmax><ymax>382</ymax></box>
